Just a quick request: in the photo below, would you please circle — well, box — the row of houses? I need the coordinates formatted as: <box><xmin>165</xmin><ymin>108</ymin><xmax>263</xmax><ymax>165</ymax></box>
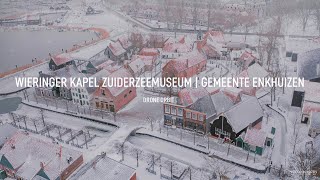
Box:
<box><xmin>39</xmin><ymin>46</ymin><xmax>161</xmax><ymax>112</ymax></box>
<box><xmin>163</xmin><ymin>86</ymin><xmax>273</xmax><ymax>156</ymax></box>
<box><xmin>0</xmin><ymin>124</ymin><xmax>137</xmax><ymax>180</ymax></box>
<box><xmin>291</xmin><ymin>48</ymin><xmax>320</xmax><ymax>138</ymax></box>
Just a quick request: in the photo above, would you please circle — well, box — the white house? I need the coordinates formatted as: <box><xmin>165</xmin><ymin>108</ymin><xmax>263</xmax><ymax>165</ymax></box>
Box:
<box><xmin>71</xmin><ymin>70</ymin><xmax>110</xmax><ymax>106</ymax></box>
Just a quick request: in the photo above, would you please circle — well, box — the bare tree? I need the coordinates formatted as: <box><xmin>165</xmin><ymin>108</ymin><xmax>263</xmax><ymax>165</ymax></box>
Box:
<box><xmin>291</xmin><ymin>127</ymin><xmax>302</xmax><ymax>154</ymax></box>
<box><xmin>191</xmin><ymin>1</ymin><xmax>199</xmax><ymax>31</ymax></box>
<box><xmin>162</xmin><ymin>0</ymin><xmax>172</xmax><ymax>29</ymax></box>
<box><xmin>204</xmin><ymin>157</ymin><xmax>233</xmax><ymax>180</ymax></box>
<box><xmin>290</xmin><ymin>150</ymin><xmax>315</xmax><ymax>180</ymax></box>
<box><xmin>297</xmin><ymin>0</ymin><xmax>313</xmax><ymax>31</ymax></box>
<box><xmin>206</xmin><ymin>0</ymin><xmax>214</xmax><ymax>30</ymax></box>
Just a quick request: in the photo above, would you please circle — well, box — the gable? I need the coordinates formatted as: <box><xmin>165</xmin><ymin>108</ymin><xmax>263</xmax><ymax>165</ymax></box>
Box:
<box><xmin>0</xmin><ymin>155</ymin><xmax>14</xmax><ymax>170</ymax></box>
<box><xmin>36</xmin><ymin>168</ymin><xmax>50</xmax><ymax>180</ymax></box>
<box><xmin>86</xmin><ymin>62</ymin><xmax>95</xmax><ymax>69</ymax></box>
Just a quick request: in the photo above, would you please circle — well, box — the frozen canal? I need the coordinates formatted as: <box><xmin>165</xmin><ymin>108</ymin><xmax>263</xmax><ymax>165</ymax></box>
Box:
<box><xmin>0</xmin><ymin>30</ymin><xmax>97</xmax><ymax>73</ymax></box>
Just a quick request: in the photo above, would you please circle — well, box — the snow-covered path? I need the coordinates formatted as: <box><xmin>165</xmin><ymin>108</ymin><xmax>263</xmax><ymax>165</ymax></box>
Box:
<box><xmin>127</xmin><ymin>134</ymin><xmax>207</xmax><ymax>168</ymax></box>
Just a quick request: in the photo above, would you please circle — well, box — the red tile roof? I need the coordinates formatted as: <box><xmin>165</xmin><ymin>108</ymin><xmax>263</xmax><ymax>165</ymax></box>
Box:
<box><xmin>51</xmin><ymin>53</ymin><xmax>72</xmax><ymax>66</ymax></box>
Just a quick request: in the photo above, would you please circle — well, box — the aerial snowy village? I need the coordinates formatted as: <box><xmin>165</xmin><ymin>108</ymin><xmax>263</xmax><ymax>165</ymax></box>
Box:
<box><xmin>1</xmin><ymin>0</ymin><xmax>320</xmax><ymax>179</ymax></box>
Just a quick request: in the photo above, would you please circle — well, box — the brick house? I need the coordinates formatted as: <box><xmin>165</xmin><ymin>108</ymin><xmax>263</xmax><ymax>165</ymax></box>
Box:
<box><xmin>0</xmin><ymin>131</ymin><xmax>83</xmax><ymax>180</ymax></box>
<box><xmin>162</xmin><ymin>52</ymin><xmax>207</xmax><ymax>78</ymax></box>
<box><xmin>163</xmin><ymin>99</ymin><xmax>185</xmax><ymax>128</ymax></box>
<box><xmin>92</xmin><ymin>68</ymin><xmax>137</xmax><ymax>112</ymax></box>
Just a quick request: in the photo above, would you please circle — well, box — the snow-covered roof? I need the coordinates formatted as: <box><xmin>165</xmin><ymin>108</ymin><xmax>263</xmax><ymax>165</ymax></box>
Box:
<box><xmin>108</xmin><ymin>41</ymin><xmax>126</xmax><ymax>56</ymax></box>
<box><xmin>95</xmin><ymin>68</ymin><xmax>133</xmax><ymax>97</ymax></box>
<box><xmin>310</xmin><ymin>112</ymin><xmax>320</xmax><ymax>130</ymax></box>
<box><xmin>139</xmin><ymin>48</ymin><xmax>159</xmax><ymax>56</ymax></box>
<box><xmin>0</xmin><ymin>132</ymin><xmax>82</xmax><ymax>180</ymax></box>
<box><xmin>298</xmin><ymin>48</ymin><xmax>320</xmax><ymax>80</ymax></box>
<box><xmin>0</xmin><ymin>124</ymin><xmax>18</xmax><ymax>147</ymax></box>
<box><xmin>224</xmin><ymin>96</ymin><xmax>263</xmax><ymax>133</ymax></box>
<box><xmin>53</xmin><ymin>65</ymin><xmax>80</xmax><ymax>79</ymax></box>
<box><xmin>69</xmin><ymin>40</ymin><xmax>111</xmax><ymax>60</ymax></box>
<box><xmin>178</xmin><ymin>87</ymin><xmax>209</xmax><ymax>106</ymax></box>
<box><xmin>244</xmin><ymin>128</ymin><xmax>266</xmax><ymax>147</ymax></box>
<box><xmin>132</xmin><ymin>55</ymin><xmax>155</xmax><ymax>65</ymax></box>
<box><xmin>188</xmin><ymin>95</ymin><xmax>216</xmax><ymax>119</ymax></box>
<box><xmin>302</xmin><ymin>101</ymin><xmax>320</xmax><ymax>115</ymax></box>
<box><xmin>117</xmin><ymin>35</ymin><xmax>132</xmax><ymax>50</ymax></box>
<box><xmin>75</xmin><ymin>155</ymin><xmax>135</xmax><ymax>180</ymax></box>
<box><xmin>96</xmin><ymin>60</ymin><xmax>115</xmax><ymax>70</ymax></box>
<box><xmin>88</xmin><ymin>59</ymin><xmax>108</xmax><ymax>68</ymax></box>
<box><xmin>163</xmin><ymin>36</ymin><xmax>192</xmax><ymax>53</ymax></box>
<box><xmin>51</xmin><ymin>53</ymin><xmax>72</xmax><ymax>66</ymax></box>
<box><xmin>303</xmin><ymin>81</ymin><xmax>320</xmax><ymax>103</ymax></box>
<box><xmin>204</xmin><ymin>30</ymin><xmax>225</xmax><ymax>44</ymax></box>
<box><xmin>211</xmin><ymin>91</ymin><xmax>235</xmax><ymax>115</ymax></box>
<box><xmin>286</xmin><ymin>38</ymin><xmax>320</xmax><ymax>54</ymax></box>
<box><xmin>246</xmin><ymin>63</ymin><xmax>269</xmax><ymax>78</ymax></box>
<box><xmin>128</xmin><ymin>58</ymin><xmax>145</xmax><ymax>74</ymax></box>
<box><xmin>165</xmin><ymin>52</ymin><xmax>207</xmax><ymax>73</ymax></box>
<box><xmin>239</xmin><ymin>51</ymin><xmax>257</xmax><ymax>65</ymax></box>
<box><xmin>91</xmin><ymin>69</ymin><xmax>111</xmax><ymax>80</ymax></box>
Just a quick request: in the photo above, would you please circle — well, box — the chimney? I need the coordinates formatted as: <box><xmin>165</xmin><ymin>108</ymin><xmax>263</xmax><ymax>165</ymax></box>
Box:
<box><xmin>40</xmin><ymin>162</ymin><xmax>44</xmax><ymax>169</ymax></box>
<box><xmin>93</xmin><ymin>160</ymin><xmax>97</xmax><ymax>169</ymax></box>
<box><xmin>11</xmin><ymin>144</ymin><xmax>15</xmax><ymax>149</ymax></box>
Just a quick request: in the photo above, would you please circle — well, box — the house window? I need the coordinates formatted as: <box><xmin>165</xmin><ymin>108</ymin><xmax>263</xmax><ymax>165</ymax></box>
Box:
<box><xmin>171</xmin><ymin>107</ymin><xmax>176</xmax><ymax>115</ymax></box>
<box><xmin>186</xmin><ymin>112</ymin><xmax>191</xmax><ymax>118</ymax></box>
<box><xmin>124</xmin><ymin>94</ymin><xmax>127</xmax><ymax>98</ymax></box>
<box><xmin>192</xmin><ymin>113</ymin><xmax>197</xmax><ymax>120</ymax></box>
<box><xmin>164</xmin><ymin>105</ymin><xmax>170</xmax><ymax>113</ymax></box>
<box><xmin>102</xmin><ymin>90</ymin><xmax>105</xmax><ymax>96</ymax></box>
<box><xmin>177</xmin><ymin>108</ymin><xmax>183</xmax><ymax>116</ymax></box>
<box><xmin>225</xmin><ymin>132</ymin><xmax>230</xmax><ymax>139</ymax></box>
<box><xmin>129</xmin><ymin>90</ymin><xmax>132</xmax><ymax>94</ymax></box>
<box><xmin>199</xmin><ymin>115</ymin><xmax>204</xmax><ymax>121</ymax></box>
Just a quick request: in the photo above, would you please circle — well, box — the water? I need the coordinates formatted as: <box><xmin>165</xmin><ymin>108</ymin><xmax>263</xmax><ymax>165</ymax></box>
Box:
<box><xmin>0</xmin><ymin>30</ymin><xmax>97</xmax><ymax>73</ymax></box>
<box><xmin>0</xmin><ymin>97</ymin><xmax>21</xmax><ymax>114</ymax></box>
